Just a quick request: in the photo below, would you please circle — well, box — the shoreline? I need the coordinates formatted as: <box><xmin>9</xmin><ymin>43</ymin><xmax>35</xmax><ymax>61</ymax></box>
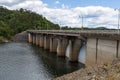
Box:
<box><xmin>52</xmin><ymin>66</ymin><xmax>100</xmax><ymax>80</ymax></box>
<box><xmin>52</xmin><ymin>59</ymin><xmax>120</xmax><ymax>80</ymax></box>
<box><xmin>0</xmin><ymin>40</ymin><xmax>9</xmax><ymax>43</ymax></box>
<box><xmin>52</xmin><ymin>65</ymin><xmax>106</xmax><ymax>80</ymax></box>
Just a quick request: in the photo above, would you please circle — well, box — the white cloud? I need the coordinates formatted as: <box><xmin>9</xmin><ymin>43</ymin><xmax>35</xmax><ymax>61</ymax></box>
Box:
<box><xmin>55</xmin><ymin>0</ymin><xmax>60</xmax><ymax>4</ymax></box>
<box><xmin>61</xmin><ymin>4</ymin><xmax>69</xmax><ymax>9</ymax></box>
<box><xmin>0</xmin><ymin>0</ymin><xmax>118</xmax><ymax>29</ymax></box>
<box><xmin>7</xmin><ymin>0</ymin><xmax>47</xmax><ymax>10</ymax></box>
<box><xmin>0</xmin><ymin>0</ymin><xmax>24</xmax><ymax>6</ymax></box>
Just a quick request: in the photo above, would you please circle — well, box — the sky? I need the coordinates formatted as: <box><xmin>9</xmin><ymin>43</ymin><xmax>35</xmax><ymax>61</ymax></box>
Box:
<box><xmin>0</xmin><ymin>0</ymin><xmax>120</xmax><ymax>29</ymax></box>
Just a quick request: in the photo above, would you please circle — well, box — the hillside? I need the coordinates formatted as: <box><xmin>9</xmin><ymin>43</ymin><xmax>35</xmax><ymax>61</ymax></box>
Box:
<box><xmin>0</xmin><ymin>6</ymin><xmax>59</xmax><ymax>40</ymax></box>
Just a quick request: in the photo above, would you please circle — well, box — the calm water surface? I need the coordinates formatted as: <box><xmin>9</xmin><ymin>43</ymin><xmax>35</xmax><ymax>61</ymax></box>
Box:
<box><xmin>0</xmin><ymin>42</ymin><xmax>84</xmax><ymax>80</ymax></box>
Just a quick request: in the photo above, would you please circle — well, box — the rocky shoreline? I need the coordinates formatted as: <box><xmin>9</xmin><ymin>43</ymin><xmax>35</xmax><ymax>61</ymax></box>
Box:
<box><xmin>52</xmin><ymin>59</ymin><xmax>120</xmax><ymax>80</ymax></box>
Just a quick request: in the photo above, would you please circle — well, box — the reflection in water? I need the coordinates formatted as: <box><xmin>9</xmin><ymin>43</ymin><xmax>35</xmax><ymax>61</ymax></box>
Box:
<box><xmin>0</xmin><ymin>42</ymin><xmax>85</xmax><ymax>80</ymax></box>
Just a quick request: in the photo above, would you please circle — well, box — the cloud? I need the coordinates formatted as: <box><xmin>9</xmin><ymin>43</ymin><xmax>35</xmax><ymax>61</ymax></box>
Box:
<box><xmin>0</xmin><ymin>0</ymin><xmax>24</xmax><ymax>6</ymax></box>
<box><xmin>0</xmin><ymin>0</ymin><xmax>118</xmax><ymax>29</ymax></box>
<box><xmin>44</xmin><ymin>6</ymin><xmax>117</xmax><ymax>28</ymax></box>
<box><xmin>55</xmin><ymin>0</ymin><xmax>60</xmax><ymax>4</ymax></box>
<box><xmin>7</xmin><ymin>0</ymin><xmax>47</xmax><ymax>10</ymax></box>
<box><xmin>61</xmin><ymin>4</ymin><xmax>69</xmax><ymax>9</ymax></box>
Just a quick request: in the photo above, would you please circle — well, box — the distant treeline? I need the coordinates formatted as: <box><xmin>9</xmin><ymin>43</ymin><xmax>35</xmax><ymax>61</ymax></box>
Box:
<box><xmin>61</xmin><ymin>26</ymin><xmax>111</xmax><ymax>30</ymax></box>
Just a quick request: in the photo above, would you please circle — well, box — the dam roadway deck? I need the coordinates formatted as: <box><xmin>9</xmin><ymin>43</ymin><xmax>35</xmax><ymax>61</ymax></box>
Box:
<box><xmin>27</xmin><ymin>30</ymin><xmax>120</xmax><ymax>40</ymax></box>
<box><xmin>27</xmin><ymin>30</ymin><xmax>120</xmax><ymax>66</ymax></box>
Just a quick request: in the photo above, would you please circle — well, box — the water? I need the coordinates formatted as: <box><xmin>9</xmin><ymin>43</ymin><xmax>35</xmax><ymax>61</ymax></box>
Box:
<box><xmin>0</xmin><ymin>42</ymin><xmax>85</xmax><ymax>80</ymax></box>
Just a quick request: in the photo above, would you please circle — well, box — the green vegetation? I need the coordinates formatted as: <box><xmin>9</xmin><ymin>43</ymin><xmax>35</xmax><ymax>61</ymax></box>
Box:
<box><xmin>0</xmin><ymin>6</ymin><xmax>59</xmax><ymax>40</ymax></box>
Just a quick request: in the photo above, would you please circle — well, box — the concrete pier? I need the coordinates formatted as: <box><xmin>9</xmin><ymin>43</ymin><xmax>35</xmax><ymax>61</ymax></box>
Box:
<box><xmin>32</xmin><ymin>34</ymin><xmax>36</xmax><ymax>44</ymax></box>
<box><xmin>39</xmin><ymin>35</ymin><xmax>44</xmax><ymax>47</ymax></box>
<box><xmin>50</xmin><ymin>37</ymin><xmax>58</xmax><ymax>52</ymax></box>
<box><xmin>57</xmin><ymin>38</ymin><xmax>68</xmax><ymax>56</ymax></box>
<box><xmin>28</xmin><ymin>33</ymin><xmax>32</xmax><ymax>43</ymax></box>
<box><xmin>35</xmin><ymin>34</ymin><xmax>39</xmax><ymax>45</ymax></box>
<box><xmin>44</xmin><ymin>36</ymin><xmax>50</xmax><ymax>49</ymax></box>
<box><xmin>69</xmin><ymin>39</ymin><xmax>82</xmax><ymax>61</ymax></box>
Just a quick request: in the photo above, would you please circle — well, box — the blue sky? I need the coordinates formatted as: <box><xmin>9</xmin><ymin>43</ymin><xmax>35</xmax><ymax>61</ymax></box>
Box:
<box><xmin>42</xmin><ymin>0</ymin><xmax>120</xmax><ymax>8</ymax></box>
<box><xmin>0</xmin><ymin>0</ymin><xmax>119</xmax><ymax>28</ymax></box>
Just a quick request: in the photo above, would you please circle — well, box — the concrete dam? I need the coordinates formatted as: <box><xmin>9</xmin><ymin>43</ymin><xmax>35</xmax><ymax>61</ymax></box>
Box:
<box><xmin>27</xmin><ymin>30</ymin><xmax>120</xmax><ymax>66</ymax></box>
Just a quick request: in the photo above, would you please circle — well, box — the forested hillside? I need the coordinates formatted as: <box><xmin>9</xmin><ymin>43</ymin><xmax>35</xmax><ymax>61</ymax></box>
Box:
<box><xmin>0</xmin><ymin>6</ymin><xmax>59</xmax><ymax>40</ymax></box>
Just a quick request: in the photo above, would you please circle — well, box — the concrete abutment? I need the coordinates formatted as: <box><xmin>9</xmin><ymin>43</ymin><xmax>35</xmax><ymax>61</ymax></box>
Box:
<box><xmin>86</xmin><ymin>38</ymin><xmax>97</xmax><ymax>66</ymax></box>
<box><xmin>86</xmin><ymin>38</ymin><xmax>120</xmax><ymax>66</ymax></box>
<box><xmin>97</xmin><ymin>39</ymin><xmax>117</xmax><ymax>64</ymax></box>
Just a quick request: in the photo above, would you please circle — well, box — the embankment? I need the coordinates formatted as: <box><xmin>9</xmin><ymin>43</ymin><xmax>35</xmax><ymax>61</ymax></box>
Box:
<box><xmin>12</xmin><ymin>31</ymin><xmax>28</xmax><ymax>42</ymax></box>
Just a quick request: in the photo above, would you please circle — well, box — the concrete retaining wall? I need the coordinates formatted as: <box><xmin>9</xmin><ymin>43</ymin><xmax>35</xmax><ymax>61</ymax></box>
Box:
<box><xmin>86</xmin><ymin>38</ymin><xmax>119</xmax><ymax>66</ymax></box>
<box><xmin>97</xmin><ymin>39</ymin><xmax>117</xmax><ymax>64</ymax></box>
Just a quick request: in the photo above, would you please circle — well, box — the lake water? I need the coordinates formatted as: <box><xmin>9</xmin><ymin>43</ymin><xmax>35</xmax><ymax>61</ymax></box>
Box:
<box><xmin>0</xmin><ymin>42</ymin><xmax>84</xmax><ymax>80</ymax></box>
